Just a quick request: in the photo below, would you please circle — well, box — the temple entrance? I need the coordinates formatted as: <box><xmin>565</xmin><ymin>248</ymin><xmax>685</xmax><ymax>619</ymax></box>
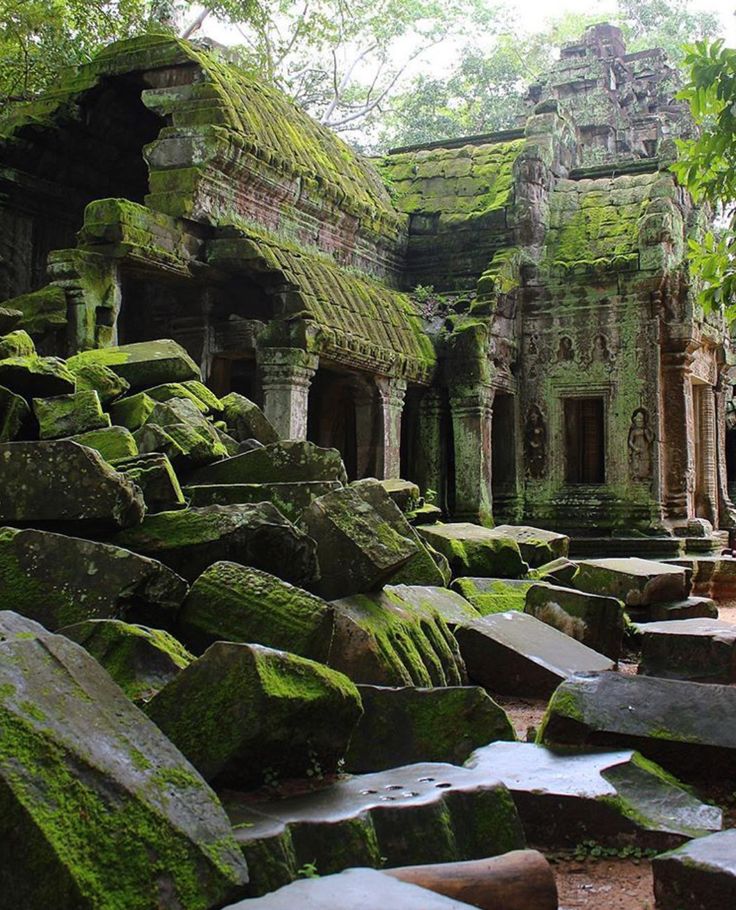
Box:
<box><xmin>492</xmin><ymin>392</ymin><xmax>517</xmax><ymax>521</ymax></box>
<box><xmin>565</xmin><ymin>397</ymin><xmax>605</xmax><ymax>484</ymax></box>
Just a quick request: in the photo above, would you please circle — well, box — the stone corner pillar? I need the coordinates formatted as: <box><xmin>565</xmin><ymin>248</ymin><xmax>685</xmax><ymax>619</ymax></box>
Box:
<box><xmin>375</xmin><ymin>376</ymin><xmax>407</xmax><ymax>480</ymax></box>
<box><xmin>449</xmin><ymin>382</ymin><xmax>494</xmax><ymax>526</ymax></box>
<box><xmin>257</xmin><ymin>347</ymin><xmax>318</xmax><ymax>440</ymax></box>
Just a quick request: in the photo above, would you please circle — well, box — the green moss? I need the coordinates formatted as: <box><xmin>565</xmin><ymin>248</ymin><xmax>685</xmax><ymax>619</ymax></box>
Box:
<box><xmin>536</xmin><ymin>686</ymin><xmax>585</xmax><ymax>743</ymax></box>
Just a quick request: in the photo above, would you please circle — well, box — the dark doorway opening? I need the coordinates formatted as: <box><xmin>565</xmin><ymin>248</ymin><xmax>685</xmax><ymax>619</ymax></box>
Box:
<box><xmin>565</xmin><ymin>397</ymin><xmax>605</xmax><ymax>484</ymax></box>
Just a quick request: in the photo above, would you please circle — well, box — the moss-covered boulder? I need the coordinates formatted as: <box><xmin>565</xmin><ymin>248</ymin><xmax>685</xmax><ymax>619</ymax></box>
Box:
<box><xmin>525</xmin><ymin>583</ymin><xmax>625</xmax><ymax>660</ymax></box>
<box><xmin>0</xmin><ymin>384</ymin><xmax>31</xmax><ymax>442</ymax></box>
<box><xmin>490</xmin><ymin>525</ymin><xmax>569</xmax><ymax>568</ymax></box>
<box><xmin>0</xmin><ymin>306</ymin><xmax>22</xmax><ymax>334</ymax></box>
<box><xmin>0</xmin><ymin>329</ymin><xmax>35</xmax><ymax>359</ymax></box>
<box><xmin>66</xmin><ymin>339</ymin><xmax>200</xmax><ymax>392</ymax></box>
<box><xmin>135</xmin><ymin>421</ymin><xmax>228</xmax><ymax>468</ymax></box>
<box><xmin>190</xmin><ymin>440</ymin><xmax>347</xmax><ymax>485</ymax></box>
<box><xmin>346</xmin><ymin>684</ymin><xmax>515</xmax><ymax>773</ymax></box>
<box><xmin>0</xmin><ymin>527</ymin><xmax>188</xmax><ymax>629</ymax></box>
<box><xmin>60</xmin><ymin>619</ymin><xmax>193</xmax><ymax>703</ymax></box>
<box><xmin>184</xmin><ymin>480</ymin><xmax>342</xmax><ymax>522</ymax></box>
<box><xmin>573</xmin><ymin>557</ymin><xmax>689</xmax><ymax>606</ymax></box>
<box><xmin>146</xmin><ymin>641</ymin><xmax>362</xmax><ymax>789</ymax></box>
<box><xmin>66</xmin><ymin>357</ymin><xmax>130</xmax><ymax>404</ymax></box>
<box><xmin>382</xmin><ymin>583</ymin><xmax>481</xmax><ymax>627</ymax></box>
<box><xmin>220</xmin><ymin>391</ymin><xmax>279</xmax><ymax>445</ymax></box>
<box><xmin>0</xmin><ymin>354</ymin><xmax>75</xmax><ymax>399</ymax></box>
<box><xmin>416</xmin><ymin>523</ymin><xmax>527</xmax><ymax>578</ymax></box>
<box><xmin>451</xmin><ymin>577</ymin><xmax>537</xmax><ymax>615</ymax></box>
<box><xmin>653</xmin><ymin>829</ymin><xmax>736</xmax><ymax>910</ymax></box>
<box><xmin>301</xmin><ymin>486</ymin><xmax>418</xmax><ymax>599</ymax></box>
<box><xmin>113</xmin><ymin>503</ymin><xmax>319</xmax><ymax>585</ymax></box>
<box><xmin>376</xmin><ymin>478</ymin><xmax>421</xmax><ymax>512</ymax></box>
<box><xmin>0</xmin><ymin>622</ymin><xmax>249</xmax><ymax>909</ymax></box>
<box><xmin>110</xmin><ymin>391</ymin><xmax>156</xmax><ymax>430</ymax></box>
<box><xmin>329</xmin><ymin>590</ymin><xmax>467</xmax><ymax>686</ymax></box>
<box><xmin>1</xmin><ymin>285</ymin><xmax>67</xmax><ymax>336</ymax></box>
<box><xmin>178</xmin><ymin>561</ymin><xmax>334</xmax><ymax>661</ymax></box>
<box><xmin>69</xmin><ymin>425</ymin><xmax>138</xmax><ymax>462</ymax></box>
<box><xmin>145</xmin><ymin>381</ymin><xmax>221</xmax><ymax>414</ymax></box>
<box><xmin>33</xmin><ymin>389</ymin><xmax>111</xmax><ymax>439</ymax></box>
<box><xmin>114</xmin><ymin>452</ymin><xmax>185</xmax><ymax>513</ymax></box>
<box><xmin>0</xmin><ymin>440</ymin><xmax>145</xmax><ymax>529</ymax></box>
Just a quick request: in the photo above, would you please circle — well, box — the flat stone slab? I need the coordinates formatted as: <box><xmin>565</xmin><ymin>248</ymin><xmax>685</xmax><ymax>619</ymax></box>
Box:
<box><xmin>540</xmin><ymin>672</ymin><xmax>736</xmax><ymax>779</ymax></box>
<box><xmin>490</xmin><ymin>525</ymin><xmax>569</xmax><ymax>567</ymax></box>
<box><xmin>626</xmin><ymin>595</ymin><xmax>718</xmax><ymax>624</ymax></box>
<box><xmin>465</xmin><ymin>741</ymin><xmax>721</xmax><ymax>849</ymax></box>
<box><xmin>524</xmin><ymin>583</ymin><xmax>625</xmax><ymax>660</ymax></box>
<box><xmin>653</xmin><ymin>829</ymin><xmax>736</xmax><ymax>910</ymax></box>
<box><xmin>454</xmin><ymin>611</ymin><xmax>614</xmax><ymax>697</ymax></box>
<box><xmin>451</xmin><ymin>577</ymin><xmax>537</xmax><ymax>615</ymax></box>
<box><xmin>66</xmin><ymin>339</ymin><xmax>201</xmax><ymax>391</ymax></box>
<box><xmin>183</xmin><ymin>481</ymin><xmax>342</xmax><ymax>522</ymax></box>
<box><xmin>636</xmin><ymin>618</ymin><xmax>736</xmax><ymax>683</ymax></box>
<box><xmin>416</xmin><ymin>523</ymin><xmax>527</xmax><ymax>578</ymax></box>
<box><xmin>223</xmin><ymin>759</ymin><xmax>524</xmax><ymax>897</ymax></box>
<box><xmin>573</xmin><ymin>557</ymin><xmax>688</xmax><ymax>606</ymax></box>
<box><xmin>224</xmin><ymin>868</ymin><xmax>478</xmax><ymax>909</ymax></box>
<box><xmin>383</xmin><ymin>584</ymin><xmax>480</xmax><ymax>626</ymax></box>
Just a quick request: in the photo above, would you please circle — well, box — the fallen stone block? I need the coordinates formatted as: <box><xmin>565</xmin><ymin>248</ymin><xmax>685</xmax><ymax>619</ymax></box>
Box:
<box><xmin>0</xmin><ymin>526</ymin><xmax>188</xmax><ymax>629</ymax></box>
<box><xmin>0</xmin><ymin>440</ymin><xmax>145</xmax><ymax>529</ymax></box>
<box><xmin>136</xmin><ymin>420</ymin><xmax>228</xmax><ymax>467</ymax></box>
<box><xmin>0</xmin><ymin>306</ymin><xmax>22</xmax><ymax>333</ymax></box>
<box><xmin>0</xmin><ymin>329</ymin><xmax>35</xmax><ymax>359</ymax></box>
<box><xmin>69</xmin><ymin>425</ymin><xmax>138</xmax><ymax>461</ymax></box>
<box><xmin>60</xmin><ymin>619</ymin><xmax>193</xmax><ymax>703</ymax></box>
<box><xmin>669</xmin><ymin>556</ymin><xmax>736</xmax><ymax>600</ymax></box>
<box><xmin>301</xmin><ymin>486</ymin><xmax>418</xmax><ymax>599</ymax></box>
<box><xmin>573</xmin><ymin>557</ymin><xmax>689</xmax><ymax>606</ymax></box>
<box><xmin>524</xmin><ymin>583</ymin><xmax>625</xmax><ymax>660</ymax></box>
<box><xmin>145</xmin><ymin>381</ymin><xmax>222</xmax><ymax>414</ymax></box>
<box><xmin>490</xmin><ymin>525</ymin><xmax>569</xmax><ymax>567</ymax></box>
<box><xmin>65</xmin><ymin>357</ymin><xmax>130</xmax><ymax>404</ymax></box>
<box><xmin>146</xmin><ymin>641</ymin><xmax>362</xmax><ymax>789</ymax></box>
<box><xmin>223</xmin><ymin>758</ymin><xmax>524</xmax><ymax>897</ymax></box>
<box><xmin>636</xmin><ymin>618</ymin><xmax>736</xmax><ymax>683</ymax></box>
<box><xmin>184</xmin><ymin>480</ymin><xmax>342</xmax><ymax>522</ymax></box>
<box><xmin>110</xmin><ymin>391</ymin><xmax>156</xmax><ymax>430</ymax></box>
<box><xmin>0</xmin><ymin>354</ymin><xmax>75</xmax><ymax>398</ymax></box>
<box><xmin>530</xmin><ymin>556</ymin><xmax>579</xmax><ymax>586</ymax></box>
<box><xmin>454</xmin><ymin>611</ymin><xmax>614</xmax><ymax>696</ymax></box>
<box><xmin>539</xmin><ymin>672</ymin><xmax>736</xmax><ymax>779</ymax></box>
<box><xmin>0</xmin><ymin>625</ymin><xmax>248</xmax><ymax>909</ymax></box>
<box><xmin>451</xmin><ymin>577</ymin><xmax>537</xmax><ymax>615</ymax></box>
<box><xmin>329</xmin><ymin>589</ymin><xmax>467</xmax><ymax>686</ymax></box>
<box><xmin>223</xmin><ymin>867</ymin><xmax>479</xmax><ymax>909</ymax></box>
<box><xmin>178</xmin><ymin>561</ymin><xmax>334</xmax><ymax>661</ymax></box>
<box><xmin>626</xmin><ymin>595</ymin><xmax>718</xmax><ymax>623</ymax></box>
<box><xmin>113</xmin><ymin>503</ymin><xmax>319</xmax><ymax>585</ymax></box>
<box><xmin>378</xmin><ymin>478</ymin><xmax>421</xmax><ymax>512</ymax></box>
<box><xmin>465</xmin><ymin>741</ymin><xmax>722</xmax><ymax>850</ymax></box>
<box><xmin>345</xmin><ymin>684</ymin><xmax>515</xmax><ymax>772</ymax></box>
<box><xmin>0</xmin><ymin>384</ymin><xmax>31</xmax><ymax>441</ymax></box>
<box><xmin>653</xmin><ymin>829</ymin><xmax>736</xmax><ymax>910</ymax></box>
<box><xmin>191</xmin><ymin>440</ymin><xmax>347</xmax><ymax>485</ymax></box>
<box><xmin>221</xmin><ymin>392</ymin><xmax>279</xmax><ymax>445</ymax></box>
<box><xmin>383</xmin><ymin>584</ymin><xmax>480</xmax><ymax>627</ymax></box>
<box><xmin>416</xmin><ymin>523</ymin><xmax>527</xmax><ymax>578</ymax></box>
<box><xmin>66</xmin><ymin>339</ymin><xmax>200</xmax><ymax>391</ymax></box>
<box><xmin>114</xmin><ymin>452</ymin><xmax>185</xmax><ymax>512</ymax></box>
<box><xmin>34</xmin><ymin>389</ymin><xmax>110</xmax><ymax>439</ymax></box>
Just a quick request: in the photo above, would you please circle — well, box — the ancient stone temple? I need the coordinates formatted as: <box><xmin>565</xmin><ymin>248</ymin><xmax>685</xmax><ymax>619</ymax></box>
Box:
<box><xmin>0</xmin><ymin>22</ymin><xmax>731</xmax><ymax>535</ymax></box>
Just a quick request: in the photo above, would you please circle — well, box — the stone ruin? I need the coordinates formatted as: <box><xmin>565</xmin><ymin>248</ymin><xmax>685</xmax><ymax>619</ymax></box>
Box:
<box><xmin>0</xmin><ymin>20</ymin><xmax>735</xmax><ymax>910</ymax></box>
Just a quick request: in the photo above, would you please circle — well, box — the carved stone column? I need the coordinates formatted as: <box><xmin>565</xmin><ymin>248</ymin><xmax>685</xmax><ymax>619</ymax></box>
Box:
<box><xmin>375</xmin><ymin>376</ymin><xmax>407</xmax><ymax>479</ymax></box>
<box><xmin>661</xmin><ymin>349</ymin><xmax>695</xmax><ymax>523</ymax></box>
<box><xmin>415</xmin><ymin>390</ymin><xmax>445</xmax><ymax>508</ymax></box>
<box><xmin>449</xmin><ymin>383</ymin><xmax>494</xmax><ymax>526</ymax></box>
<box><xmin>257</xmin><ymin>347</ymin><xmax>318</xmax><ymax>440</ymax></box>
<box><xmin>696</xmin><ymin>384</ymin><xmax>718</xmax><ymax>525</ymax></box>
<box><xmin>715</xmin><ymin>374</ymin><xmax>736</xmax><ymax>528</ymax></box>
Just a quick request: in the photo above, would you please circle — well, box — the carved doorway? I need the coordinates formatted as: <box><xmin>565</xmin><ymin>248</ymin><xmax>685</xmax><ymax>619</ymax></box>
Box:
<box><xmin>564</xmin><ymin>397</ymin><xmax>605</xmax><ymax>484</ymax></box>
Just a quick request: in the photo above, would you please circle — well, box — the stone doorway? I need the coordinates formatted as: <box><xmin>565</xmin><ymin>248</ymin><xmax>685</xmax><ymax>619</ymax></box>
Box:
<box><xmin>492</xmin><ymin>392</ymin><xmax>517</xmax><ymax>521</ymax></box>
<box><xmin>564</xmin><ymin>397</ymin><xmax>605</xmax><ymax>484</ymax></box>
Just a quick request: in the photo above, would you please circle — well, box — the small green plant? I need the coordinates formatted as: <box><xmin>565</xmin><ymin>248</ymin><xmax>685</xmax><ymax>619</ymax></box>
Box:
<box><xmin>297</xmin><ymin>861</ymin><xmax>320</xmax><ymax>879</ymax></box>
<box><xmin>306</xmin><ymin>747</ymin><xmax>324</xmax><ymax>781</ymax></box>
<box><xmin>571</xmin><ymin>839</ymin><xmax>658</xmax><ymax>862</ymax></box>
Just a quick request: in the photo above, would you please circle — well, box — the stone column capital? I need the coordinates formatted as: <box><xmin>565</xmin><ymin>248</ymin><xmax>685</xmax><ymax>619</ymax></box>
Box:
<box><xmin>257</xmin><ymin>347</ymin><xmax>318</xmax><ymax>390</ymax></box>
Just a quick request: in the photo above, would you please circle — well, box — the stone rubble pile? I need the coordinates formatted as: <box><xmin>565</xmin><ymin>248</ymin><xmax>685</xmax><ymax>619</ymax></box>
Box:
<box><xmin>0</xmin><ymin>336</ymin><xmax>735</xmax><ymax>908</ymax></box>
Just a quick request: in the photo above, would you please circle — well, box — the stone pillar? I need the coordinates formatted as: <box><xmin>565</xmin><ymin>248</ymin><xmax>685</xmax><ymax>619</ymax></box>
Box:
<box><xmin>449</xmin><ymin>383</ymin><xmax>494</xmax><ymax>526</ymax></box>
<box><xmin>697</xmin><ymin>384</ymin><xmax>718</xmax><ymax>525</ymax></box>
<box><xmin>415</xmin><ymin>390</ymin><xmax>445</xmax><ymax>508</ymax></box>
<box><xmin>661</xmin><ymin>350</ymin><xmax>695</xmax><ymax>523</ymax></box>
<box><xmin>715</xmin><ymin>374</ymin><xmax>736</xmax><ymax>528</ymax></box>
<box><xmin>257</xmin><ymin>348</ymin><xmax>318</xmax><ymax>440</ymax></box>
<box><xmin>375</xmin><ymin>376</ymin><xmax>407</xmax><ymax>479</ymax></box>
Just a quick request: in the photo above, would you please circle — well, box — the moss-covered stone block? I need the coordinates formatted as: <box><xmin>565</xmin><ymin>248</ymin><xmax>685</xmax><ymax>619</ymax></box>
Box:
<box><xmin>0</xmin><ymin>329</ymin><xmax>35</xmax><ymax>359</ymax></box>
<box><xmin>146</xmin><ymin>641</ymin><xmax>362</xmax><ymax>789</ymax></box>
<box><xmin>0</xmin><ymin>625</ymin><xmax>248</xmax><ymax>909</ymax></box>
<box><xmin>416</xmin><ymin>523</ymin><xmax>527</xmax><ymax>579</ymax></box>
<box><xmin>220</xmin><ymin>392</ymin><xmax>279</xmax><ymax>444</ymax></box>
<box><xmin>0</xmin><ymin>384</ymin><xmax>31</xmax><ymax>442</ymax></box>
<box><xmin>0</xmin><ymin>355</ymin><xmax>75</xmax><ymax>399</ymax></box>
<box><xmin>145</xmin><ymin>382</ymin><xmax>217</xmax><ymax>414</ymax></box>
<box><xmin>33</xmin><ymin>389</ymin><xmax>110</xmax><ymax>439</ymax></box>
<box><xmin>110</xmin><ymin>392</ymin><xmax>156</xmax><ymax>430</ymax></box>
<box><xmin>66</xmin><ymin>358</ymin><xmax>130</xmax><ymax>405</ymax></box>
<box><xmin>451</xmin><ymin>577</ymin><xmax>536</xmax><ymax>615</ymax></box>
<box><xmin>490</xmin><ymin>525</ymin><xmax>569</xmax><ymax>568</ymax></box>
<box><xmin>0</xmin><ymin>285</ymin><xmax>67</xmax><ymax>336</ymax></box>
<box><xmin>183</xmin><ymin>480</ymin><xmax>342</xmax><ymax>522</ymax></box>
<box><xmin>69</xmin><ymin>425</ymin><xmax>138</xmax><ymax>462</ymax></box>
<box><xmin>60</xmin><ymin>619</ymin><xmax>193</xmax><ymax>704</ymax></box>
<box><xmin>114</xmin><ymin>452</ymin><xmax>185</xmax><ymax>513</ymax></box>
<box><xmin>178</xmin><ymin>561</ymin><xmax>334</xmax><ymax>661</ymax></box>
<box><xmin>67</xmin><ymin>339</ymin><xmax>200</xmax><ymax>392</ymax></box>
<box><xmin>190</xmin><ymin>440</ymin><xmax>347</xmax><ymax>485</ymax></box>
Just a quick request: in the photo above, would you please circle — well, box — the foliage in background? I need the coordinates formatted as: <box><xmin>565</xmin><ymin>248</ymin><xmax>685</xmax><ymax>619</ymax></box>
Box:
<box><xmin>671</xmin><ymin>39</ymin><xmax>736</xmax><ymax>319</ymax></box>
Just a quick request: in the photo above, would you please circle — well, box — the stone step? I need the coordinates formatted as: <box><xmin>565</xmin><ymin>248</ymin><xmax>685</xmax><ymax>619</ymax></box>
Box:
<box><xmin>465</xmin><ymin>741</ymin><xmax>721</xmax><ymax>850</ymax></box>
<box><xmin>635</xmin><ymin>618</ymin><xmax>736</xmax><ymax>683</ymax></box>
<box><xmin>223</xmin><ymin>759</ymin><xmax>525</xmax><ymax>897</ymax></box>
<box><xmin>540</xmin><ymin>671</ymin><xmax>736</xmax><ymax>780</ymax></box>
<box><xmin>653</xmin><ymin>829</ymin><xmax>736</xmax><ymax>910</ymax></box>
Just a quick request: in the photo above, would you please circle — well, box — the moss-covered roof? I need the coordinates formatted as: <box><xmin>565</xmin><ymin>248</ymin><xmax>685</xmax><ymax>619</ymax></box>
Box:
<box><xmin>208</xmin><ymin>227</ymin><xmax>435</xmax><ymax>382</ymax></box>
<box><xmin>0</xmin><ymin>34</ymin><xmax>399</xmax><ymax>233</ymax></box>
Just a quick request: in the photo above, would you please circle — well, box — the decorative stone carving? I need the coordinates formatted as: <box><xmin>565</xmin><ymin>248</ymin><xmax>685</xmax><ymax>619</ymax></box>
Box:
<box><xmin>591</xmin><ymin>334</ymin><xmax>614</xmax><ymax>365</ymax></box>
<box><xmin>556</xmin><ymin>336</ymin><xmax>575</xmax><ymax>362</ymax></box>
<box><xmin>525</xmin><ymin>404</ymin><xmax>547</xmax><ymax>480</ymax></box>
<box><xmin>628</xmin><ymin>407</ymin><xmax>655</xmax><ymax>482</ymax></box>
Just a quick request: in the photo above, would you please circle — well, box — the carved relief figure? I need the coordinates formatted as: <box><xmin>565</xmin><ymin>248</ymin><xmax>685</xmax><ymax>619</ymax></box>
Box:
<box><xmin>556</xmin><ymin>335</ymin><xmax>575</xmax><ymax>362</ymax></box>
<box><xmin>525</xmin><ymin>404</ymin><xmax>547</xmax><ymax>479</ymax></box>
<box><xmin>628</xmin><ymin>407</ymin><xmax>654</xmax><ymax>481</ymax></box>
<box><xmin>591</xmin><ymin>334</ymin><xmax>613</xmax><ymax>364</ymax></box>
